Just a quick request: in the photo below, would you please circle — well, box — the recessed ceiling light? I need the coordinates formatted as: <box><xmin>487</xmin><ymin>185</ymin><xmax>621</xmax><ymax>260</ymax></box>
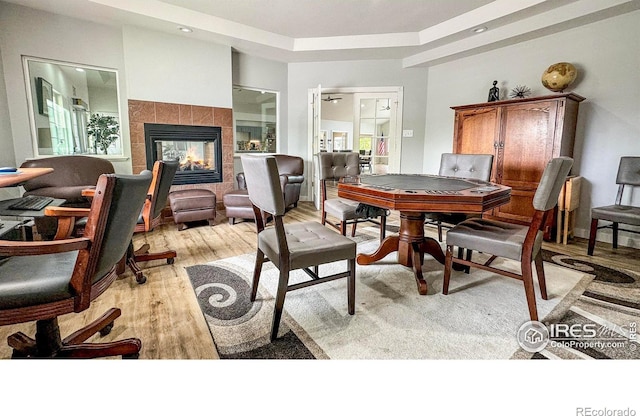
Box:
<box><xmin>75</xmin><ymin>68</ymin><xmax>85</xmax><ymax>72</ymax></box>
<box><xmin>178</xmin><ymin>26</ymin><xmax>193</xmax><ymax>33</ymax></box>
<box><xmin>472</xmin><ymin>26</ymin><xmax>487</xmax><ymax>34</ymax></box>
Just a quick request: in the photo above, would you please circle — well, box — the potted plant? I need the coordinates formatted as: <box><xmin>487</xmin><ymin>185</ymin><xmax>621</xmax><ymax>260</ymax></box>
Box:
<box><xmin>87</xmin><ymin>113</ymin><xmax>120</xmax><ymax>154</ymax></box>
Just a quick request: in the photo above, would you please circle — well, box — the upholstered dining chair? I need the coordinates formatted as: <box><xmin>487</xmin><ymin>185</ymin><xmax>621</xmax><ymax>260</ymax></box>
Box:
<box><xmin>0</xmin><ymin>171</ymin><xmax>152</xmax><ymax>358</ymax></box>
<box><xmin>425</xmin><ymin>153</ymin><xmax>494</xmax><ymax>242</ymax></box>
<box><xmin>588</xmin><ymin>156</ymin><xmax>640</xmax><ymax>256</ymax></box>
<box><xmin>442</xmin><ymin>157</ymin><xmax>573</xmax><ymax>322</ymax></box>
<box><xmin>317</xmin><ymin>151</ymin><xmax>387</xmax><ymax>241</ymax></box>
<box><xmin>241</xmin><ymin>155</ymin><xmax>357</xmax><ymax>341</ymax></box>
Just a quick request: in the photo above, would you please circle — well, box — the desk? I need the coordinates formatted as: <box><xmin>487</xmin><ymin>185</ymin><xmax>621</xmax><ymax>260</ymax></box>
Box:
<box><xmin>338</xmin><ymin>174</ymin><xmax>511</xmax><ymax>294</ymax></box>
<box><xmin>0</xmin><ymin>168</ymin><xmax>54</xmax><ymax>187</ymax></box>
<box><xmin>0</xmin><ymin>197</ymin><xmax>66</xmax><ymax>240</ymax></box>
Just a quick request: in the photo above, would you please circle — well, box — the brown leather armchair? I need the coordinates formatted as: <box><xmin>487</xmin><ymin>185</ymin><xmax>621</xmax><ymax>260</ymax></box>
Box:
<box><xmin>236</xmin><ymin>154</ymin><xmax>304</xmax><ymax>209</ymax></box>
<box><xmin>19</xmin><ymin>155</ymin><xmax>115</xmax><ymax>239</ymax></box>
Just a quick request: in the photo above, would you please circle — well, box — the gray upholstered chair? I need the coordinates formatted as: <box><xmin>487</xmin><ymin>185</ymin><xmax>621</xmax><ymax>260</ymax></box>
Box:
<box><xmin>0</xmin><ymin>171</ymin><xmax>152</xmax><ymax>358</ymax></box>
<box><xmin>443</xmin><ymin>157</ymin><xmax>573</xmax><ymax>321</ymax></box>
<box><xmin>588</xmin><ymin>156</ymin><xmax>640</xmax><ymax>255</ymax></box>
<box><xmin>425</xmin><ymin>153</ymin><xmax>494</xmax><ymax>241</ymax></box>
<box><xmin>317</xmin><ymin>152</ymin><xmax>387</xmax><ymax>241</ymax></box>
<box><xmin>241</xmin><ymin>155</ymin><xmax>356</xmax><ymax>341</ymax></box>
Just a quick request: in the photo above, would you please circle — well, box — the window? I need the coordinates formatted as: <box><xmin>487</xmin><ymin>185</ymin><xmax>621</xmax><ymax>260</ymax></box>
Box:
<box><xmin>233</xmin><ymin>86</ymin><xmax>278</xmax><ymax>153</ymax></box>
<box><xmin>24</xmin><ymin>57</ymin><xmax>123</xmax><ymax>157</ymax></box>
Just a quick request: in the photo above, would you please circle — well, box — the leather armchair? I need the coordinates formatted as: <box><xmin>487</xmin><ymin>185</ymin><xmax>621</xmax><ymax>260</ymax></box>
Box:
<box><xmin>236</xmin><ymin>154</ymin><xmax>304</xmax><ymax>209</ymax></box>
<box><xmin>20</xmin><ymin>155</ymin><xmax>115</xmax><ymax>207</ymax></box>
<box><xmin>19</xmin><ymin>155</ymin><xmax>115</xmax><ymax>240</ymax></box>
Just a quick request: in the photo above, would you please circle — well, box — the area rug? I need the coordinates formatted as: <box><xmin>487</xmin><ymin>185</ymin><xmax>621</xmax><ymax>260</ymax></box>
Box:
<box><xmin>186</xmin><ymin>240</ymin><xmax>599</xmax><ymax>359</ymax></box>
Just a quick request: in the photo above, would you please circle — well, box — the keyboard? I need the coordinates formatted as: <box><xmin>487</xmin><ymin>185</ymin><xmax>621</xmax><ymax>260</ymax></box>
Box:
<box><xmin>7</xmin><ymin>195</ymin><xmax>55</xmax><ymax>211</ymax></box>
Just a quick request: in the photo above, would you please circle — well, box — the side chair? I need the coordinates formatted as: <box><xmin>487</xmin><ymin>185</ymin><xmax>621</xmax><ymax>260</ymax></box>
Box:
<box><xmin>0</xmin><ymin>171</ymin><xmax>152</xmax><ymax>358</ymax></box>
<box><xmin>588</xmin><ymin>156</ymin><xmax>640</xmax><ymax>255</ymax></box>
<box><xmin>241</xmin><ymin>155</ymin><xmax>357</xmax><ymax>341</ymax></box>
<box><xmin>317</xmin><ymin>151</ymin><xmax>387</xmax><ymax>241</ymax></box>
<box><xmin>443</xmin><ymin>157</ymin><xmax>573</xmax><ymax>322</ymax></box>
<box><xmin>425</xmin><ymin>153</ymin><xmax>494</xmax><ymax>242</ymax></box>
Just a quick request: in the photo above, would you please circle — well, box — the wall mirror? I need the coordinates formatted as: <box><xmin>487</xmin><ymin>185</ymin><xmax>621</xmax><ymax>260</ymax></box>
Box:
<box><xmin>23</xmin><ymin>56</ymin><xmax>123</xmax><ymax>157</ymax></box>
<box><xmin>233</xmin><ymin>86</ymin><xmax>278</xmax><ymax>153</ymax></box>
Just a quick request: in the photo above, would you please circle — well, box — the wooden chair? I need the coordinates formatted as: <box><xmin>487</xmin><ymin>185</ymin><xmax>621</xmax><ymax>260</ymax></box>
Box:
<box><xmin>443</xmin><ymin>157</ymin><xmax>573</xmax><ymax>321</ymax></box>
<box><xmin>425</xmin><ymin>153</ymin><xmax>494</xmax><ymax>242</ymax></box>
<box><xmin>241</xmin><ymin>155</ymin><xmax>357</xmax><ymax>341</ymax></box>
<box><xmin>0</xmin><ymin>172</ymin><xmax>152</xmax><ymax>358</ymax></box>
<box><xmin>317</xmin><ymin>151</ymin><xmax>387</xmax><ymax>241</ymax></box>
<box><xmin>588</xmin><ymin>156</ymin><xmax>640</xmax><ymax>255</ymax></box>
<box><xmin>126</xmin><ymin>159</ymin><xmax>179</xmax><ymax>283</ymax></box>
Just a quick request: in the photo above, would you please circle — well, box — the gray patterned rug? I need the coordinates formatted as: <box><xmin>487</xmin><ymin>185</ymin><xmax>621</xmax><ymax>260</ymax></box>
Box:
<box><xmin>185</xmin><ymin>238</ymin><xmax>638</xmax><ymax>359</ymax></box>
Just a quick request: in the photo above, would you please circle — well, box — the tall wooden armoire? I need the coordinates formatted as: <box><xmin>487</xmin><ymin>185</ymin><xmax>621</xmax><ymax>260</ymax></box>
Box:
<box><xmin>451</xmin><ymin>92</ymin><xmax>585</xmax><ymax>225</ymax></box>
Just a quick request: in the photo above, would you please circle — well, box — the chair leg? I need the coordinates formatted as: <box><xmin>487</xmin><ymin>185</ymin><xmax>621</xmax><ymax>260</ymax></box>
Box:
<box><xmin>270</xmin><ymin>267</ymin><xmax>291</xmax><ymax>341</ymax></box>
<box><xmin>588</xmin><ymin>218</ymin><xmax>598</xmax><ymax>255</ymax></box>
<box><xmin>340</xmin><ymin>220</ymin><xmax>347</xmax><ymax>236</ymax></box>
<box><xmin>534</xmin><ymin>252</ymin><xmax>548</xmax><ymax>300</ymax></box>
<box><xmin>521</xmin><ymin>258</ymin><xmax>539</xmax><ymax>321</ymax></box>
<box><xmin>612</xmin><ymin>222</ymin><xmax>619</xmax><ymax>249</ymax></box>
<box><xmin>437</xmin><ymin>221</ymin><xmax>443</xmax><ymax>242</ymax></box>
<box><xmin>442</xmin><ymin>245</ymin><xmax>454</xmax><ymax>295</ymax></box>
<box><xmin>250</xmin><ymin>249</ymin><xmax>265</xmax><ymax>302</ymax></box>
<box><xmin>351</xmin><ymin>221</ymin><xmax>357</xmax><ymax>237</ymax></box>
<box><xmin>347</xmin><ymin>258</ymin><xmax>356</xmax><ymax>315</ymax></box>
<box><xmin>379</xmin><ymin>215</ymin><xmax>387</xmax><ymax>241</ymax></box>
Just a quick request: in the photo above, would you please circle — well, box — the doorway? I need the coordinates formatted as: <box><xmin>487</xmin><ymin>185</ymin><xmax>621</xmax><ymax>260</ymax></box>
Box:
<box><xmin>308</xmin><ymin>86</ymin><xmax>403</xmax><ymax>209</ymax></box>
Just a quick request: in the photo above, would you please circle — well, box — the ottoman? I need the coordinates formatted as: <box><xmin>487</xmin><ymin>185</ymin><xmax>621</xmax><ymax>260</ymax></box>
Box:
<box><xmin>168</xmin><ymin>189</ymin><xmax>216</xmax><ymax>231</ymax></box>
<box><xmin>223</xmin><ymin>189</ymin><xmax>255</xmax><ymax>225</ymax></box>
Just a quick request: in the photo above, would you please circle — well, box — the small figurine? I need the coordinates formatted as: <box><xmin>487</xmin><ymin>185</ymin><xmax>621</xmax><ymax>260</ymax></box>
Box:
<box><xmin>488</xmin><ymin>80</ymin><xmax>500</xmax><ymax>102</ymax></box>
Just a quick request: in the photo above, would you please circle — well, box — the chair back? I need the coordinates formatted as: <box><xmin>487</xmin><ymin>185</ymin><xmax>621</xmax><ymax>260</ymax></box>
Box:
<box><xmin>241</xmin><ymin>155</ymin><xmax>286</xmax><ymax>216</ymax></box>
<box><xmin>317</xmin><ymin>152</ymin><xmax>360</xmax><ymax>180</ymax></box>
<box><xmin>439</xmin><ymin>153</ymin><xmax>493</xmax><ymax>181</ymax></box>
<box><xmin>616</xmin><ymin>156</ymin><xmax>640</xmax><ymax>186</ymax></box>
<box><xmin>149</xmin><ymin>159</ymin><xmax>179</xmax><ymax>220</ymax></box>
<box><xmin>532</xmin><ymin>157</ymin><xmax>574</xmax><ymax>212</ymax></box>
<box><xmin>84</xmin><ymin>172</ymin><xmax>153</xmax><ymax>284</ymax></box>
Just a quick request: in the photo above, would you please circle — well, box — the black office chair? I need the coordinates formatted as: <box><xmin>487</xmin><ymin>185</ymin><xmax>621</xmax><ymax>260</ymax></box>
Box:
<box><xmin>588</xmin><ymin>156</ymin><xmax>640</xmax><ymax>255</ymax></box>
<box><xmin>241</xmin><ymin>155</ymin><xmax>357</xmax><ymax>341</ymax></box>
<box><xmin>443</xmin><ymin>157</ymin><xmax>573</xmax><ymax>321</ymax></box>
<box><xmin>0</xmin><ymin>172</ymin><xmax>151</xmax><ymax>358</ymax></box>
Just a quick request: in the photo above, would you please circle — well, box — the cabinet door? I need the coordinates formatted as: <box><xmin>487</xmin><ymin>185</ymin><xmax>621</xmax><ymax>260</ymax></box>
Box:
<box><xmin>453</xmin><ymin>107</ymin><xmax>499</xmax><ymax>181</ymax></box>
<box><xmin>494</xmin><ymin>100</ymin><xmax>559</xmax><ymax>222</ymax></box>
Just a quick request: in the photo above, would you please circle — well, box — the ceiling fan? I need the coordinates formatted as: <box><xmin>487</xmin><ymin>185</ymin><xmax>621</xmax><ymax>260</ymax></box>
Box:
<box><xmin>322</xmin><ymin>95</ymin><xmax>342</xmax><ymax>103</ymax></box>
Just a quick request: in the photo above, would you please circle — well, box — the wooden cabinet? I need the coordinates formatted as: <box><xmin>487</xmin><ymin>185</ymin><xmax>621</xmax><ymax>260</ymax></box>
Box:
<box><xmin>452</xmin><ymin>93</ymin><xmax>585</xmax><ymax>224</ymax></box>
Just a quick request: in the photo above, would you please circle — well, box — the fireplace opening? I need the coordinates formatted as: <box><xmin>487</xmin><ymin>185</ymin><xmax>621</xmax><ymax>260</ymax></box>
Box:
<box><xmin>144</xmin><ymin>123</ymin><xmax>222</xmax><ymax>185</ymax></box>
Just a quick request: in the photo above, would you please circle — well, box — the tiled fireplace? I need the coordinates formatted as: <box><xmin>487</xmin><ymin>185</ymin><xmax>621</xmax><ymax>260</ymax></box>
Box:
<box><xmin>128</xmin><ymin>99</ymin><xmax>235</xmax><ymax>209</ymax></box>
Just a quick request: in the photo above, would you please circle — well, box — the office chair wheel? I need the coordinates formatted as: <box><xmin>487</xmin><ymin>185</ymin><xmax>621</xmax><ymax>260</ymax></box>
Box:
<box><xmin>99</xmin><ymin>322</ymin><xmax>114</xmax><ymax>336</ymax></box>
<box><xmin>135</xmin><ymin>273</ymin><xmax>147</xmax><ymax>284</ymax></box>
<box><xmin>167</xmin><ymin>258</ymin><xmax>175</xmax><ymax>265</ymax></box>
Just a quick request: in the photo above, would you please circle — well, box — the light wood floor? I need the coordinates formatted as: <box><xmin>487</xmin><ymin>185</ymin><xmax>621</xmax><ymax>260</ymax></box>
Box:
<box><xmin>1</xmin><ymin>189</ymin><xmax>638</xmax><ymax>359</ymax></box>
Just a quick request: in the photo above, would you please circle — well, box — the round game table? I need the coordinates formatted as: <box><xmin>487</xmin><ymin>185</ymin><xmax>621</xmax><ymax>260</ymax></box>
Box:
<box><xmin>338</xmin><ymin>174</ymin><xmax>511</xmax><ymax>295</ymax></box>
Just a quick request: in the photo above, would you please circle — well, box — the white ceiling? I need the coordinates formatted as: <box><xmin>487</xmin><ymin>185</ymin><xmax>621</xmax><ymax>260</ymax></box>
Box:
<box><xmin>4</xmin><ymin>0</ymin><xmax>639</xmax><ymax>66</ymax></box>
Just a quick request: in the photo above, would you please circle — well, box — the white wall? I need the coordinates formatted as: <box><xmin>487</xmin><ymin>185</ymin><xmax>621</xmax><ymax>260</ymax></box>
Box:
<box><xmin>425</xmin><ymin>10</ymin><xmax>640</xmax><ymax>247</ymax></box>
<box><xmin>0</xmin><ymin>2</ymin><xmax>131</xmax><ymax>172</ymax></box>
<box><xmin>123</xmin><ymin>26</ymin><xmax>232</xmax><ymax>108</ymax></box>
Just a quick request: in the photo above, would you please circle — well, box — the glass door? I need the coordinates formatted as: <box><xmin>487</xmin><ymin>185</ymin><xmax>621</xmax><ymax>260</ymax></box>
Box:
<box><xmin>354</xmin><ymin>93</ymin><xmax>399</xmax><ymax>174</ymax></box>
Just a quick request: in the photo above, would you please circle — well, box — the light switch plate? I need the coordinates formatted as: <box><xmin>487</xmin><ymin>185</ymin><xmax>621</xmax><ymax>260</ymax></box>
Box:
<box><xmin>402</xmin><ymin>129</ymin><xmax>414</xmax><ymax>138</ymax></box>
